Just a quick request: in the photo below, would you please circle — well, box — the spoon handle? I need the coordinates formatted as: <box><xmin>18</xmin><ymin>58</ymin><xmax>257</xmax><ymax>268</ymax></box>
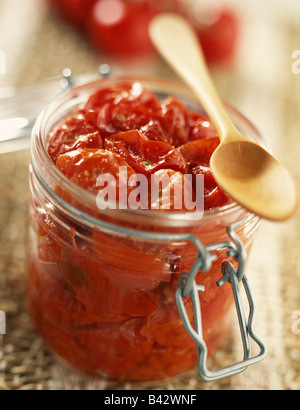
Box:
<box><xmin>149</xmin><ymin>13</ymin><xmax>237</xmax><ymax>141</ymax></box>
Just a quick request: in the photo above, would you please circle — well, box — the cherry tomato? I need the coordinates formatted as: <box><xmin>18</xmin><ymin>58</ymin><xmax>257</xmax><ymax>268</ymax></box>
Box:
<box><xmin>93</xmin><ymin>229</ymin><xmax>172</xmax><ymax>290</ymax></box>
<box><xmin>84</xmin><ymin>81</ymin><xmax>159</xmax><ymax>112</ymax></box>
<box><xmin>141</xmin><ymin>300</ymin><xmax>194</xmax><ymax>348</ymax></box>
<box><xmin>195</xmin><ymin>10</ymin><xmax>240</xmax><ymax>64</ymax></box>
<box><xmin>140</xmin><ymin>139</ymin><xmax>188</xmax><ymax>174</ymax></box>
<box><xmin>119</xmin><ymin>318</ymin><xmax>152</xmax><ymax>351</ymax></box>
<box><xmin>36</xmin><ymin>316</ymin><xmax>97</xmax><ymax>373</ymax></box>
<box><xmin>59</xmin><ymin>251</ymin><xmax>158</xmax><ymax>319</ymax></box>
<box><xmin>77</xmin><ymin>320</ymin><xmax>153</xmax><ymax>379</ymax></box>
<box><xmin>159</xmin><ymin>97</ymin><xmax>190</xmax><ymax>147</ymax></box>
<box><xmin>178</xmin><ymin>138</ymin><xmax>231</xmax><ymax>210</ymax></box>
<box><xmin>139</xmin><ymin>118</ymin><xmax>172</xmax><ymax>144</ymax></box>
<box><xmin>149</xmin><ymin>169</ymin><xmax>195</xmax><ymax>212</ymax></box>
<box><xmin>105</xmin><ymin>130</ymin><xmax>188</xmax><ymax>176</ymax></box>
<box><xmin>56</xmin><ymin>148</ymin><xmax>136</xmax><ymax>197</ymax></box>
<box><xmin>84</xmin><ymin>82</ymin><xmax>161</xmax><ymax>138</ymax></box>
<box><xmin>34</xmin><ymin>208</ymin><xmax>75</xmax><ymax>264</ymax></box>
<box><xmin>192</xmin><ymin>164</ymin><xmax>217</xmax><ymax>193</ymax></box>
<box><xmin>188</xmin><ymin>111</ymin><xmax>218</xmax><ymax>141</ymax></box>
<box><xmin>48</xmin><ymin>113</ymin><xmax>100</xmax><ymax>163</ymax></box>
<box><xmin>104</xmin><ymin>130</ymin><xmax>149</xmax><ymax>174</ymax></box>
<box><xmin>178</xmin><ymin>136</ymin><xmax>220</xmax><ymax>166</ymax></box>
<box><xmin>204</xmin><ymin>186</ymin><xmax>231</xmax><ymax>210</ymax></box>
<box><xmin>192</xmin><ymin>163</ymin><xmax>230</xmax><ymax>210</ymax></box>
<box><xmin>86</xmin><ymin>0</ymin><xmax>156</xmax><ymax>60</ymax></box>
<box><xmin>37</xmin><ymin>221</ymin><xmax>62</xmax><ymax>263</ymax></box>
<box><xmin>49</xmin><ymin>0</ymin><xmax>97</xmax><ymax>29</ymax></box>
<box><xmin>28</xmin><ymin>261</ymin><xmax>91</xmax><ymax>328</ymax></box>
<box><xmin>96</xmin><ymin>102</ymin><xmax>156</xmax><ymax>138</ymax></box>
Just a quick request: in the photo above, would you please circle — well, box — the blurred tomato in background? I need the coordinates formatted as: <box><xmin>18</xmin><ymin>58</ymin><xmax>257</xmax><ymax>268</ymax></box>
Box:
<box><xmin>47</xmin><ymin>0</ymin><xmax>239</xmax><ymax>64</ymax></box>
<box><xmin>188</xmin><ymin>1</ymin><xmax>239</xmax><ymax>64</ymax></box>
<box><xmin>86</xmin><ymin>0</ymin><xmax>155</xmax><ymax>60</ymax></box>
<box><xmin>49</xmin><ymin>0</ymin><xmax>97</xmax><ymax>29</ymax></box>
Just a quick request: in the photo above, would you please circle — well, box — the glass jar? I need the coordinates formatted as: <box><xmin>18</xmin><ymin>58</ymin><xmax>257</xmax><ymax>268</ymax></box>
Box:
<box><xmin>28</xmin><ymin>76</ymin><xmax>262</xmax><ymax>382</ymax></box>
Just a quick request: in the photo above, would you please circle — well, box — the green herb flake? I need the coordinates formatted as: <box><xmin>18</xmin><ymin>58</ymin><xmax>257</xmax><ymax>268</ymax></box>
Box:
<box><xmin>142</xmin><ymin>160</ymin><xmax>152</xmax><ymax>167</ymax></box>
<box><xmin>116</xmin><ymin>114</ymin><xmax>127</xmax><ymax>122</ymax></box>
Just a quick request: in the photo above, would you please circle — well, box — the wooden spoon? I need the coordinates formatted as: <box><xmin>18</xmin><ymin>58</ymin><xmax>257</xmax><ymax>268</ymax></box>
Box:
<box><xmin>149</xmin><ymin>13</ymin><xmax>298</xmax><ymax>221</ymax></box>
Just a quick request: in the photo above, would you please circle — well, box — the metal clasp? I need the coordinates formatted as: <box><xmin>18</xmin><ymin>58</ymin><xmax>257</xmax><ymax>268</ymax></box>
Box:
<box><xmin>176</xmin><ymin>216</ymin><xmax>267</xmax><ymax>382</ymax></box>
<box><xmin>60</xmin><ymin>64</ymin><xmax>113</xmax><ymax>91</ymax></box>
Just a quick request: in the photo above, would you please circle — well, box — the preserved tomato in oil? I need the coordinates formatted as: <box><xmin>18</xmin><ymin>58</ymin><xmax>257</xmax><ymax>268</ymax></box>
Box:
<box><xmin>28</xmin><ymin>79</ymin><xmax>260</xmax><ymax>381</ymax></box>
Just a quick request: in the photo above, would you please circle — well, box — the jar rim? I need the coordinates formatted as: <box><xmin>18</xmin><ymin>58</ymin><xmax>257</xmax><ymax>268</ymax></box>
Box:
<box><xmin>31</xmin><ymin>75</ymin><xmax>264</xmax><ymax>229</ymax></box>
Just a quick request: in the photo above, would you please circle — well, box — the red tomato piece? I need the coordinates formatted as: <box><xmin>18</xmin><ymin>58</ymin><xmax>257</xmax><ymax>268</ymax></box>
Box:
<box><xmin>140</xmin><ymin>118</ymin><xmax>172</xmax><ymax>144</ymax></box>
<box><xmin>77</xmin><ymin>321</ymin><xmax>153</xmax><ymax>379</ymax></box>
<box><xmin>159</xmin><ymin>97</ymin><xmax>190</xmax><ymax>147</ymax></box>
<box><xmin>105</xmin><ymin>130</ymin><xmax>148</xmax><ymax>155</ymax></box>
<box><xmin>56</xmin><ymin>148</ymin><xmax>136</xmax><ymax>197</ymax></box>
<box><xmin>86</xmin><ymin>0</ymin><xmax>156</xmax><ymax>60</ymax></box>
<box><xmin>141</xmin><ymin>300</ymin><xmax>194</xmax><ymax>348</ymax></box>
<box><xmin>204</xmin><ymin>186</ymin><xmax>231</xmax><ymax>210</ymax></box>
<box><xmin>35</xmin><ymin>209</ymin><xmax>67</xmax><ymax>263</ymax></box>
<box><xmin>84</xmin><ymin>83</ymin><xmax>133</xmax><ymax>111</ymax></box>
<box><xmin>38</xmin><ymin>317</ymin><xmax>97</xmax><ymax>373</ymax></box>
<box><xmin>28</xmin><ymin>262</ymin><xmax>78</xmax><ymax>326</ymax></box>
<box><xmin>72</xmin><ymin>305</ymin><xmax>128</xmax><ymax>325</ymax></box>
<box><xmin>38</xmin><ymin>224</ymin><xmax>62</xmax><ymax>263</ymax></box>
<box><xmin>191</xmin><ymin>165</ymin><xmax>230</xmax><ymax>210</ymax></box>
<box><xmin>58</xmin><ymin>252</ymin><xmax>158</xmax><ymax>319</ymax></box>
<box><xmin>140</xmin><ymin>140</ymin><xmax>188</xmax><ymax>175</ymax></box>
<box><xmin>84</xmin><ymin>82</ymin><xmax>160</xmax><ymax>112</ymax></box>
<box><xmin>189</xmin><ymin>111</ymin><xmax>218</xmax><ymax>140</ymax></box>
<box><xmin>178</xmin><ymin>136</ymin><xmax>220</xmax><ymax>166</ymax></box>
<box><xmin>28</xmin><ymin>270</ymin><xmax>99</xmax><ymax>374</ymax></box>
<box><xmin>93</xmin><ymin>229</ymin><xmax>172</xmax><ymax>289</ymax></box>
<box><xmin>54</xmin><ymin>131</ymin><xmax>103</xmax><ymax>164</ymax></box>
<box><xmin>119</xmin><ymin>318</ymin><xmax>153</xmax><ymax>351</ymax></box>
<box><xmin>84</xmin><ymin>82</ymin><xmax>161</xmax><ymax>138</ymax></box>
<box><xmin>105</xmin><ymin>131</ymin><xmax>188</xmax><ymax>176</ymax></box>
<box><xmin>149</xmin><ymin>169</ymin><xmax>196</xmax><ymax>213</ymax></box>
<box><xmin>104</xmin><ymin>130</ymin><xmax>149</xmax><ymax>174</ymax></box>
<box><xmin>192</xmin><ymin>164</ymin><xmax>217</xmax><ymax>193</ymax></box>
<box><xmin>96</xmin><ymin>102</ymin><xmax>155</xmax><ymax>137</ymax></box>
<box><xmin>48</xmin><ymin>113</ymin><xmax>100</xmax><ymax>163</ymax></box>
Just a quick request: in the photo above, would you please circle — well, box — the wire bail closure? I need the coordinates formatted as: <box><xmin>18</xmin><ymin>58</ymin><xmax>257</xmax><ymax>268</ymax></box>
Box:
<box><xmin>176</xmin><ymin>216</ymin><xmax>267</xmax><ymax>382</ymax></box>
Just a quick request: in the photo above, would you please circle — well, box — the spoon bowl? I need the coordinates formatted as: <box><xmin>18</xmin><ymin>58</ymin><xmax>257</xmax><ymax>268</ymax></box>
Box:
<box><xmin>149</xmin><ymin>13</ymin><xmax>298</xmax><ymax>221</ymax></box>
<box><xmin>211</xmin><ymin>137</ymin><xmax>298</xmax><ymax>221</ymax></box>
